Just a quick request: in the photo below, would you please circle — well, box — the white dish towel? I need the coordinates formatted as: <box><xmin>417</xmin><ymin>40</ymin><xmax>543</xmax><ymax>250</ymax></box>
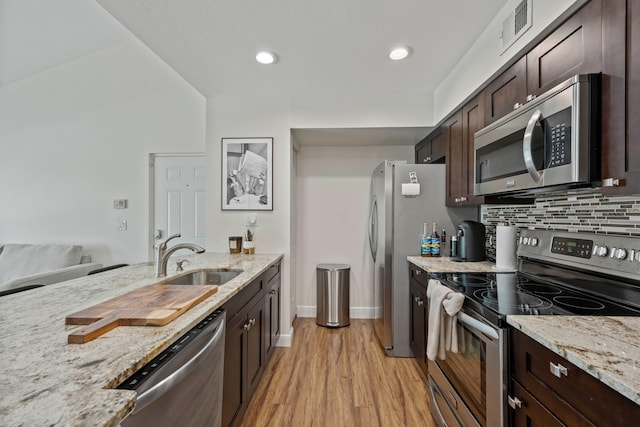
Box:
<box><xmin>426</xmin><ymin>279</ymin><xmax>465</xmax><ymax>360</ymax></box>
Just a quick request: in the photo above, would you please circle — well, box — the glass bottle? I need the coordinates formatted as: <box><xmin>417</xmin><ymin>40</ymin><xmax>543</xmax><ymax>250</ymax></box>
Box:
<box><xmin>421</xmin><ymin>222</ymin><xmax>431</xmax><ymax>257</ymax></box>
<box><xmin>430</xmin><ymin>222</ymin><xmax>441</xmax><ymax>257</ymax></box>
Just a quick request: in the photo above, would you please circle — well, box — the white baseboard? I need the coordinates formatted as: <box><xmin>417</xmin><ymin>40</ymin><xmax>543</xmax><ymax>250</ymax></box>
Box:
<box><xmin>275</xmin><ymin>326</ymin><xmax>294</xmax><ymax>347</ymax></box>
<box><xmin>296</xmin><ymin>306</ymin><xmax>378</xmax><ymax>319</ymax></box>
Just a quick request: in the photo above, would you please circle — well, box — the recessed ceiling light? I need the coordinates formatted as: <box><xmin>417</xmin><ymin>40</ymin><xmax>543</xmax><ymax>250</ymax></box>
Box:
<box><xmin>389</xmin><ymin>46</ymin><xmax>412</xmax><ymax>61</ymax></box>
<box><xmin>256</xmin><ymin>51</ymin><xmax>277</xmax><ymax>65</ymax></box>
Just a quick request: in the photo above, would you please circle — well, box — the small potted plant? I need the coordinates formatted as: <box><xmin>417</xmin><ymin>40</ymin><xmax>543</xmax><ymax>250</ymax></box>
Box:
<box><xmin>243</xmin><ymin>228</ymin><xmax>255</xmax><ymax>254</ymax></box>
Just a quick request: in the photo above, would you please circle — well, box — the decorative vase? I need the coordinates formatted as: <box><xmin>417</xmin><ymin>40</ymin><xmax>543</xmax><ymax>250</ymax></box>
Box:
<box><xmin>243</xmin><ymin>241</ymin><xmax>255</xmax><ymax>254</ymax></box>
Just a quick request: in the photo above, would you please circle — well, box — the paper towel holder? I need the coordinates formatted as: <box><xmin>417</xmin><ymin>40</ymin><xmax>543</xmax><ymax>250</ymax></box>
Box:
<box><xmin>401</xmin><ymin>183</ymin><xmax>420</xmax><ymax>197</ymax></box>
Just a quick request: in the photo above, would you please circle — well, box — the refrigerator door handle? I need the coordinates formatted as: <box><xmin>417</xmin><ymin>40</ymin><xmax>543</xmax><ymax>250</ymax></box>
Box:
<box><xmin>369</xmin><ymin>197</ymin><xmax>378</xmax><ymax>261</ymax></box>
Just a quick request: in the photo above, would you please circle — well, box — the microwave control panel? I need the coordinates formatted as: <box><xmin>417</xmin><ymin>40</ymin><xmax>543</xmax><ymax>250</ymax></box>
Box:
<box><xmin>545</xmin><ymin>107</ymin><xmax>572</xmax><ymax>168</ymax></box>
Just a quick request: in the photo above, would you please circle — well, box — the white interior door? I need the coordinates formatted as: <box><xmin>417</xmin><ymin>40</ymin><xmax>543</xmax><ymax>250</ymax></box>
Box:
<box><xmin>152</xmin><ymin>154</ymin><xmax>206</xmax><ymax>254</ymax></box>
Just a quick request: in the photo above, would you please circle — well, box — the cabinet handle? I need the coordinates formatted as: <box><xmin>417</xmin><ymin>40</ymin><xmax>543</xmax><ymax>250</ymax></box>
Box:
<box><xmin>460</xmin><ymin>196</ymin><xmax>467</xmax><ymax>202</ymax></box>
<box><xmin>243</xmin><ymin>322</ymin><xmax>251</xmax><ymax>331</ymax></box>
<box><xmin>455</xmin><ymin>197</ymin><xmax>460</xmax><ymax>203</ymax></box>
<box><xmin>550</xmin><ymin>361</ymin><xmax>568</xmax><ymax>378</ymax></box>
<box><xmin>508</xmin><ymin>395</ymin><xmax>523</xmax><ymax>409</ymax></box>
<box><xmin>514</xmin><ymin>102</ymin><xmax>523</xmax><ymax>110</ymax></box>
<box><xmin>270</xmin><ymin>289</ymin><xmax>278</xmax><ymax>295</ymax></box>
<box><xmin>417</xmin><ymin>299</ymin><xmax>424</xmax><ymax>307</ymax></box>
<box><xmin>250</xmin><ymin>318</ymin><xmax>256</xmax><ymax>326</ymax></box>
<box><xmin>415</xmin><ymin>270</ymin><xmax>421</xmax><ymax>276</ymax></box>
<box><xmin>603</xmin><ymin>178</ymin><xmax>621</xmax><ymax>187</ymax></box>
<box><xmin>526</xmin><ymin>94</ymin><xmax>537</xmax><ymax>103</ymax></box>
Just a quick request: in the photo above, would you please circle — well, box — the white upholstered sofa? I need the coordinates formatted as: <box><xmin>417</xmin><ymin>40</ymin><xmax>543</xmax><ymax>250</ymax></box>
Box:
<box><xmin>0</xmin><ymin>243</ymin><xmax>102</xmax><ymax>296</ymax></box>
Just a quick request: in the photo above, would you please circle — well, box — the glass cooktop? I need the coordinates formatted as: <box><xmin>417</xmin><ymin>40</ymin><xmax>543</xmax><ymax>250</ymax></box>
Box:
<box><xmin>433</xmin><ymin>270</ymin><xmax>640</xmax><ymax>323</ymax></box>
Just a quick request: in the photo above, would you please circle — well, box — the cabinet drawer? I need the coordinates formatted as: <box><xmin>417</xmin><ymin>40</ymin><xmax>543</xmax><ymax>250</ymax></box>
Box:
<box><xmin>264</xmin><ymin>261</ymin><xmax>280</xmax><ymax>283</ymax></box>
<box><xmin>511</xmin><ymin>329</ymin><xmax>640</xmax><ymax>426</ymax></box>
<box><xmin>511</xmin><ymin>380</ymin><xmax>568</xmax><ymax>427</ymax></box>
<box><xmin>409</xmin><ymin>265</ymin><xmax>429</xmax><ymax>287</ymax></box>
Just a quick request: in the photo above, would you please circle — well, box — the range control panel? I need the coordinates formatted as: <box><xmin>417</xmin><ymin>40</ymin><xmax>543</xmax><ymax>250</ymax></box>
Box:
<box><xmin>518</xmin><ymin>229</ymin><xmax>640</xmax><ymax>280</ymax></box>
<box><xmin>550</xmin><ymin>237</ymin><xmax>593</xmax><ymax>259</ymax></box>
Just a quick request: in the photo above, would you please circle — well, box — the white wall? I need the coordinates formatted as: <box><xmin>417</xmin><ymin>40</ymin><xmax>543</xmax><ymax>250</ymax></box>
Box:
<box><xmin>205</xmin><ymin>91</ymin><xmax>432</xmax><ymax>344</ymax></box>
<box><xmin>296</xmin><ymin>145</ymin><xmax>413</xmax><ymax>318</ymax></box>
<box><xmin>434</xmin><ymin>0</ymin><xmax>581</xmax><ymax>121</ymax></box>
<box><xmin>0</xmin><ymin>39</ymin><xmax>206</xmax><ymax>265</ymax></box>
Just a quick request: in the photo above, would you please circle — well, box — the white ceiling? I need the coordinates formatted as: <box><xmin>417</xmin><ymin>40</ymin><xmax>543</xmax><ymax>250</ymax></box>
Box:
<box><xmin>95</xmin><ymin>0</ymin><xmax>508</xmax><ymax>98</ymax></box>
<box><xmin>1</xmin><ymin>0</ymin><xmax>508</xmax><ymax>145</ymax></box>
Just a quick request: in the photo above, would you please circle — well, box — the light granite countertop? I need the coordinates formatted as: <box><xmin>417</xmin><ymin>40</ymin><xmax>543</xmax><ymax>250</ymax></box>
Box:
<box><xmin>508</xmin><ymin>316</ymin><xmax>640</xmax><ymax>405</ymax></box>
<box><xmin>0</xmin><ymin>252</ymin><xmax>283</xmax><ymax>427</ymax></box>
<box><xmin>407</xmin><ymin>255</ymin><xmax>499</xmax><ymax>273</ymax></box>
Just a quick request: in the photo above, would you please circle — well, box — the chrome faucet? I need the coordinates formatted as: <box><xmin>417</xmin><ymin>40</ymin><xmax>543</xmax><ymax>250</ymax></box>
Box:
<box><xmin>155</xmin><ymin>233</ymin><xmax>205</xmax><ymax>277</ymax></box>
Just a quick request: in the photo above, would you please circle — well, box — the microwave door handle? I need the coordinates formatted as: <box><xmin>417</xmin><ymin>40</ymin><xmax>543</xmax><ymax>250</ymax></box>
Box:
<box><xmin>523</xmin><ymin>109</ymin><xmax>543</xmax><ymax>183</ymax></box>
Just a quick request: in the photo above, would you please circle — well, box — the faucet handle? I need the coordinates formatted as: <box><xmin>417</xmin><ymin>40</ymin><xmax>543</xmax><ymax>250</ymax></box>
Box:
<box><xmin>175</xmin><ymin>260</ymin><xmax>189</xmax><ymax>271</ymax></box>
<box><xmin>159</xmin><ymin>233</ymin><xmax>181</xmax><ymax>249</ymax></box>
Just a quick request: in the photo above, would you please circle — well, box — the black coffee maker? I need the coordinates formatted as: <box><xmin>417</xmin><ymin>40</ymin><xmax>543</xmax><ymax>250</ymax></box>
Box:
<box><xmin>451</xmin><ymin>220</ymin><xmax>486</xmax><ymax>262</ymax></box>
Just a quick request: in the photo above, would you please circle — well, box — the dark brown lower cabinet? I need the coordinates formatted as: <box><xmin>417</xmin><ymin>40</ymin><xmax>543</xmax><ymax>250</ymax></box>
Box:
<box><xmin>264</xmin><ymin>269</ymin><xmax>281</xmax><ymax>361</ymax></box>
<box><xmin>222</xmin><ymin>260</ymin><xmax>281</xmax><ymax>427</ymax></box>
<box><xmin>509</xmin><ymin>328</ymin><xmax>640</xmax><ymax>427</ymax></box>
<box><xmin>408</xmin><ymin>264</ymin><xmax>429</xmax><ymax>376</ymax></box>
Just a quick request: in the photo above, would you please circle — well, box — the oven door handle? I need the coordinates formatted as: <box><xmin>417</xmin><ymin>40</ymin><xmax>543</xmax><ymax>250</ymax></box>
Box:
<box><xmin>457</xmin><ymin>312</ymin><xmax>499</xmax><ymax>340</ymax></box>
<box><xmin>523</xmin><ymin>109</ymin><xmax>543</xmax><ymax>183</ymax></box>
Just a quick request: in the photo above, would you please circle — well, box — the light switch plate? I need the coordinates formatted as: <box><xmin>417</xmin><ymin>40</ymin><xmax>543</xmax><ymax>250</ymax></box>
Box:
<box><xmin>113</xmin><ymin>199</ymin><xmax>128</xmax><ymax>209</ymax></box>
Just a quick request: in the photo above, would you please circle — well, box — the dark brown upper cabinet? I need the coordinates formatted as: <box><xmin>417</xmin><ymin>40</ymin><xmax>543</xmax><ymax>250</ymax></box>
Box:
<box><xmin>601</xmin><ymin>0</ymin><xmax>640</xmax><ymax>195</ymax></box>
<box><xmin>526</xmin><ymin>0</ymin><xmax>603</xmax><ymax>97</ymax></box>
<box><xmin>445</xmin><ymin>92</ymin><xmax>486</xmax><ymax>207</ymax></box>
<box><xmin>415</xmin><ymin>127</ymin><xmax>445</xmax><ymax>164</ymax></box>
<box><xmin>484</xmin><ymin>56</ymin><xmax>527</xmax><ymax>125</ymax></box>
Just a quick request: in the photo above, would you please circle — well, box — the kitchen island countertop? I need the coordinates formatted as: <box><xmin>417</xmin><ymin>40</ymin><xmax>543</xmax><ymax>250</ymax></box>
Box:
<box><xmin>508</xmin><ymin>315</ymin><xmax>640</xmax><ymax>406</ymax></box>
<box><xmin>0</xmin><ymin>252</ymin><xmax>283</xmax><ymax>427</ymax></box>
<box><xmin>407</xmin><ymin>255</ymin><xmax>498</xmax><ymax>273</ymax></box>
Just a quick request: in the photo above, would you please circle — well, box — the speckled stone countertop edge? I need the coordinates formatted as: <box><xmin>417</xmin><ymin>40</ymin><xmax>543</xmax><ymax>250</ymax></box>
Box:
<box><xmin>407</xmin><ymin>255</ymin><xmax>497</xmax><ymax>273</ymax></box>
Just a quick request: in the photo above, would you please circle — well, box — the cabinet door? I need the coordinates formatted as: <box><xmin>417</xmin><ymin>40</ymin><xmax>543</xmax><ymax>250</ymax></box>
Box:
<box><xmin>246</xmin><ymin>298</ymin><xmax>265</xmax><ymax>397</ymax></box>
<box><xmin>429</xmin><ymin>128</ymin><xmax>446</xmax><ymax>163</ymax></box>
<box><xmin>409</xmin><ymin>279</ymin><xmax>427</xmax><ymax>375</ymax></box>
<box><xmin>461</xmin><ymin>92</ymin><xmax>485</xmax><ymax>205</ymax></box>
<box><xmin>415</xmin><ymin>127</ymin><xmax>446</xmax><ymax>164</ymax></box>
<box><xmin>602</xmin><ymin>0</ymin><xmax>640</xmax><ymax>194</ymax></box>
<box><xmin>265</xmin><ymin>273</ymin><xmax>281</xmax><ymax>360</ymax></box>
<box><xmin>222</xmin><ymin>313</ymin><xmax>247</xmax><ymax>427</ymax></box>
<box><xmin>526</xmin><ymin>0</ymin><xmax>602</xmax><ymax>96</ymax></box>
<box><xmin>484</xmin><ymin>56</ymin><xmax>527</xmax><ymax>124</ymax></box>
<box><xmin>415</xmin><ymin>139</ymin><xmax>429</xmax><ymax>164</ymax></box>
<box><xmin>445</xmin><ymin>110</ymin><xmax>464</xmax><ymax>206</ymax></box>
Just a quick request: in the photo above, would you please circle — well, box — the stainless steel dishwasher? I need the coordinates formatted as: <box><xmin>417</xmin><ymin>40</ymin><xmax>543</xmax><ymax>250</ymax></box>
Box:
<box><xmin>118</xmin><ymin>308</ymin><xmax>225</xmax><ymax>427</ymax></box>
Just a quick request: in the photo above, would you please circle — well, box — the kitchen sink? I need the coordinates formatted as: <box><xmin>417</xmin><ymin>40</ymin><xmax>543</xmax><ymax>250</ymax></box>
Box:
<box><xmin>162</xmin><ymin>269</ymin><xmax>243</xmax><ymax>286</ymax></box>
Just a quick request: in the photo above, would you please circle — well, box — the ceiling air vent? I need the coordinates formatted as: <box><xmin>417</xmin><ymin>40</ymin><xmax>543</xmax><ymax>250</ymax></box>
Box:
<box><xmin>500</xmin><ymin>0</ymin><xmax>532</xmax><ymax>54</ymax></box>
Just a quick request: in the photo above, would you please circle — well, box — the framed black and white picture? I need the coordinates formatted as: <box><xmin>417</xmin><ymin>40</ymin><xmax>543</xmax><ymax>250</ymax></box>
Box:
<box><xmin>222</xmin><ymin>137</ymin><xmax>273</xmax><ymax>211</ymax></box>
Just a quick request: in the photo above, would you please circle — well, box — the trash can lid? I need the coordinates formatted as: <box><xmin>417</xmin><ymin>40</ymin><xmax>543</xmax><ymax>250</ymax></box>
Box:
<box><xmin>317</xmin><ymin>263</ymin><xmax>350</xmax><ymax>271</ymax></box>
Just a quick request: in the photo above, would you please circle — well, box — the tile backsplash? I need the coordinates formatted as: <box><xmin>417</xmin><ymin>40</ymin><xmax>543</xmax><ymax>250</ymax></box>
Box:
<box><xmin>481</xmin><ymin>190</ymin><xmax>640</xmax><ymax>259</ymax></box>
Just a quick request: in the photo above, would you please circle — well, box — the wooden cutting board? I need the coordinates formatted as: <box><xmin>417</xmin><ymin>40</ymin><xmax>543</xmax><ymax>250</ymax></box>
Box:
<box><xmin>65</xmin><ymin>284</ymin><xmax>218</xmax><ymax>344</ymax></box>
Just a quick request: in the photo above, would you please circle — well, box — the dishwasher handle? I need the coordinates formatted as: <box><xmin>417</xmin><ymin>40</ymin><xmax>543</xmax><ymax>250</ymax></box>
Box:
<box><xmin>134</xmin><ymin>315</ymin><xmax>226</xmax><ymax>412</ymax></box>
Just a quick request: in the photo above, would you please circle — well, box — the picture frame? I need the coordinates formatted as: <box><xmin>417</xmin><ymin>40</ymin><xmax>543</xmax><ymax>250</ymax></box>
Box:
<box><xmin>222</xmin><ymin>137</ymin><xmax>273</xmax><ymax>211</ymax></box>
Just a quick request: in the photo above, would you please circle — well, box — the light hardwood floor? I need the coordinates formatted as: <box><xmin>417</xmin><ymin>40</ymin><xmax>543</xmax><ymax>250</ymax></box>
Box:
<box><xmin>239</xmin><ymin>318</ymin><xmax>437</xmax><ymax>427</ymax></box>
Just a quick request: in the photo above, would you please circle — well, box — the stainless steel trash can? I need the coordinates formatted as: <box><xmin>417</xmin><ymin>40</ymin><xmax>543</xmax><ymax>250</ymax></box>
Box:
<box><xmin>316</xmin><ymin>264</ymin><xmax>350</xmax><ymax>328</ymax></box>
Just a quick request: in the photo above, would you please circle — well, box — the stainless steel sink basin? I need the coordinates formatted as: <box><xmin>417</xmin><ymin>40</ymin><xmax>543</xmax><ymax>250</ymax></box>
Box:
<box><xmin>162</xmin><ymin>269</ymin><xmax>243</xmax><ymax>286</ymax></box>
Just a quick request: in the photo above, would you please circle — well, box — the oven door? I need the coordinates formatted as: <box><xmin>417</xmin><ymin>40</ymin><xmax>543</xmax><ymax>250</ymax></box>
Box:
<box><xmin>428</xmin><ymin>310</ymin><xmax>506</xmax><ymax>427</ymax></box>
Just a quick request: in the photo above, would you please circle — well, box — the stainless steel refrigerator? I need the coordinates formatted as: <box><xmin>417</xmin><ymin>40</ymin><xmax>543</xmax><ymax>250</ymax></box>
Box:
<box><xmin>368</xmin><ymin>160</ymin><xmax>478</xmax><ymax>357</ymax></box>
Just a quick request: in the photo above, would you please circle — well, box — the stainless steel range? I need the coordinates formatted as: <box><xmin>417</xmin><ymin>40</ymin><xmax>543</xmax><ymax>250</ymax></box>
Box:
<box><xmin>427</xmin><ymin>229</ymin><xmax>640</xmax><ymax>427</ymax></box>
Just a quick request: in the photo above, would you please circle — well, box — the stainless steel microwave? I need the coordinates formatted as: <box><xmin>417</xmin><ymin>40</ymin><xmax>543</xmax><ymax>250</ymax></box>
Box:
<box><xmin>474</xmin><ymin>74</ymin><xmax>600</xmax><ymax>196</ymax></box>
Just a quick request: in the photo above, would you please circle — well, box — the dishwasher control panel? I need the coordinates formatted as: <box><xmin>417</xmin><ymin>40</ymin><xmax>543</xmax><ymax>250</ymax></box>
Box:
<box><xmin>117</xmin><ymin>308</ymin><xmax>225</xmax><ymax>391</ymax></box>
